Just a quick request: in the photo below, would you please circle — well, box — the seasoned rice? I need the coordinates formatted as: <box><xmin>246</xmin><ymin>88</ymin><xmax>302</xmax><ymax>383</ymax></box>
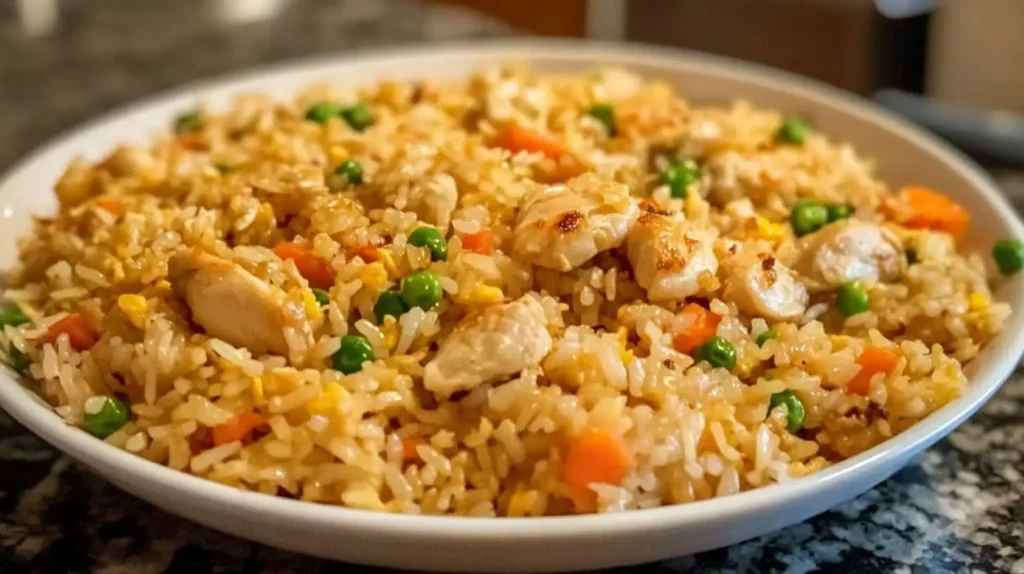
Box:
<box><xmin>0</xmin><ymin>64</ymin><xmax>1013</xmax><ymax>516</ymax></box>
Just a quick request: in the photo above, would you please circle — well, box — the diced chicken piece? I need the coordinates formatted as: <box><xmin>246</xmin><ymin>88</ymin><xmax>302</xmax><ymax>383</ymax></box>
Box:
<box><xmin>626</xmin><ymin>213</ymin><xmax>719</xmax><ymax>302</ymax></box>
<box><xmin>678</xmin><ymin>119</ymin><xmax>723</xmax><ymax>158</ymax></box>
<box><xmin>54</xmin><ymin>158</ymin><xmax>100</xmax><ymax>208</ymax></box>
<box><xmin>420</xmin><ymin>173</ymin><xmax>458</xmax><ymax>230</ymax></box>
<box><xmin>171</xmin><ymin>250</ymin><xmax>289</xmax><ymax>356</ymax></box>
<box><xmin>100</xmin><ymin>145</ymin><xmax>155</xmax><ymax>177</ymax></box>
<box><xmin>473</xmin><ymin>66</ymin><xmax>551</xmax><ymax>125</ymax></box>
<box><xmin>909</xmin><ymin>229</ymin><xmax>956</xmax><ymax>263</ymax></box>
<box><xmin>423</xmin><ymin>296</ymin><xmax>552</xmax><ymax>394</ymax></box>
<box><xmin>703</xmin><ymin>151</ymin><xmax>766</xmax><ymax>206</ymax></box>
<box><xmin>723</xmin><ymin>251</ymin><xmax>809</xmax><ymax>320</ymax></box>
<box><xmin>591</xmin><ymin>67</ymin><xmax>644</xmax><ymax>101</ymax></box>
<box><xmin>514</xmin><ymin>174</ymin><xmax>639</xmax><ymax>271</ymax></box>
<box><xmin>794</xmin><ymin>220</ymin><xmax>906</xmax><ymax>292</ymax></box>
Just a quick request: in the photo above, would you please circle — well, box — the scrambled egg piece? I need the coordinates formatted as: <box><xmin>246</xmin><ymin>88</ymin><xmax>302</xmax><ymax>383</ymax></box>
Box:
<box><xmin>968</xmin><ymin>292</ymin><xmax>989</xmax><ymax>311</ymax></box>
<box><xmin>378</xmin><ymin>250</ymin><xmax>399</xmax><ymax>278</ymax></box>
<box><xmin>507</xmin><ymin>488</ymin><xmax>535</xmax><ymax>517</ymax></box>
<box><xmin>288</xmin><ymin>288</ymin><xmax>323</xmax><ymax>322</ymax></box>
<box><xmin>251</xmin><ymin>376</ymin><xmax>266</xmax><ymax>406</ymax></box>
<box><xmin>381</xmin><ymin>316</ymin><xmax>400</xmax><ymax>351</ymax></box>
<box><xmin>328</xmin><ymin>146</ymin><xmax>349</xmax><ymax>164</ymax></box>
<box><xmin>117</xmin><ymin>294</ymin><xmax>148</xmax><ymax>328</ymax></box>
<box><xmin>308</xmin><ymin>382</ymin><xmax>349</xmax><ymax>414</ymax></box>
<box><xmin>458</xmin><ymin>285</ymin><xmax>504</xmax><ymax>306</ymax></box>
<box><xmin>755</xmin><ymin>217</ymin><xmax>785</xmax><ymax>244</ymax></box>
<box><xmin>358</xmin><ymin>262</ymin><xmax>389</xmax><ymax>290</ymax></box>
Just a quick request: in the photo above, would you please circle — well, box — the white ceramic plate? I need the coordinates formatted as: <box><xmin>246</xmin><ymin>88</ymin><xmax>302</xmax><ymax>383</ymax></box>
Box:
<box><xmin>1</xmin><ymin>39</ymin><xmax>1022</xmax><ymax>573</ymax></box>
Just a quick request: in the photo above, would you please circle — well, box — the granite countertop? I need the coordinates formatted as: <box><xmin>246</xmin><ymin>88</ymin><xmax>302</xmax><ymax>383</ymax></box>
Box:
<box><xmin>2</xmin><ymin>1</ymin><xmax>1024</xmax><ymax>572</ymax></box>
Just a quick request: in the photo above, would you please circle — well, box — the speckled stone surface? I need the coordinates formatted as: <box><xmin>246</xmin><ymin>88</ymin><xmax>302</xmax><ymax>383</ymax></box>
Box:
<box><xmin>2</xmin><ymin>1</ymin><xmax>1024</xmax><ymax>573</ymax></box>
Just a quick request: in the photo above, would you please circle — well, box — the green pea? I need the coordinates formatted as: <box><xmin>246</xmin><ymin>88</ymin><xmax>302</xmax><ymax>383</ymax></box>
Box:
<box><xmin>768</xmin><ymin>390</ymin><xmax>805</xmax><ymax>433</ymax></box>
<box><xmin>311</xmin><ymin>288</ymin><xmax>331</xmax><ymax>307</ymax></box>
<box><xmin>305</xmin><ymin>102</ymin><xmax>343</xmax><ymax>125</ymax></box>
<box><xmin>213</xmin><ymin>162</ymin><xmax>232</xmax><ymax>174</ymax></box>
<box><xmin>790</xmin><ymin>198</ymin><xmax>828</xmax><ymax>237</ymax></box>
<box><xmin>661</xmin><ymin>158</ymin><xmax>701</xmax><ymax>199</ymax></box>
<box><xmin>174</xmin><ymin>111</ymin><xmax>204</xmax><ymax>135</ymax></box>
<box><xmin>401</xmin><ymin>270</ymin><xmax>443</xmax><ymax>311</ymax></box>
<box><xmin>333</xmin><ymin>335</ymin><xmax>375</xmax><ymax>375</ymax></box>
<box><xmin>836</xmin><ymin>280</ymin><xmax>870</xmax><ymax>317</ymax></box>
<box><xmin>756</xmin><ymin>329</ymin><xmax>778</xmax><ymax>347</ymax></box>
<box><xmin>992</xmin><ymin>238</ymin><xmax>1024</xmax><ymax>275</ymax></box>
<box><xmin>334</xmin><ymin>160</ymin><xmax>364</xmax><ymax>186</ymax></box>
<box><xmin>775</xmin><ymin>117</ymin><xmax>810</xmax><ymax>145</ymax></box>
<box><xmin>905</xmin><ymin>248</ymin><xmax>919</xmax><ymax>265</ymax></box>
<box><xmin>826</xmin><ymin>204</ymin><xmax>853</xmax><ymax>222</ymax></box>
<box><xmin>588</xmin><ymin>103</ymin><xmax>617</xmax><ymax>136</ymax></box>
<box><xmin>341</xmin><ymin>104</ymin><xmax>374</xmax><ymax>132</ymax></box>
<box><xmin>0</xmin><ymin>305</ymin><xmax>29</xmax><ymax>328</ymax></box>
<box><xmin>6</xmin><ymin>346</ymin><xmax>29</xmax><ymax>374</ymax></box>
<box><xmin>82</xmin><ymin>396</ymin><xmax>130</xmax><ymax>438</ymax></box>
<box><xmin>408</xmin><ymin>227</ymin><xmax>448</xmax><ymax>262</ymax></box>
<box><xmin>373</xmin><ymin>292</ymin><xmax>407</xmax><ymax>324</ymax></box>
<box><xmin>694</xmin><ymin>336</ymin><xmax>736</xmax><ymax>371</ymax></box>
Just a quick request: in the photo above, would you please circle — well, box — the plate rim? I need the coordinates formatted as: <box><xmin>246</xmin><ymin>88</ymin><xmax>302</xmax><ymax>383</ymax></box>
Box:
<box><xmin>1</xmin><ymin>37</ymin><xmax>1022</xmax><ymax>542</ymax></box>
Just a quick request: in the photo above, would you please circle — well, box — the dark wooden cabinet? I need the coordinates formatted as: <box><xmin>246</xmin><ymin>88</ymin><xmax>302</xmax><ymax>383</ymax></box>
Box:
<box><xmin>434</xmin><ymin>0</ymin><xmax>588</xmax><ymax>36</ymax></box>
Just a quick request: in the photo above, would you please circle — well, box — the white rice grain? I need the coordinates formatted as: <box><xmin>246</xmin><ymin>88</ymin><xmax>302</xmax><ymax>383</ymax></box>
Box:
<box><xmin>190</xmin><ymin>441</ymin><xmax>241</xmax><ymax>474</ymax></box>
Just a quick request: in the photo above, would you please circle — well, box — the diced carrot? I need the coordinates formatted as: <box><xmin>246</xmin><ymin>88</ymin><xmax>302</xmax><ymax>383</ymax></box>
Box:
<box><xmin>563</xmin><ymin>429</ymin><xmax>634</xmax><ymax>491</ymax></box>
<box><xmin>847</xmin><ymin>346</ymin><xmax>900</xmax><ymax>396</ymax></box>
<box><xmin>273</xmin><ymin>242</ymin><xmax>337</xmax><ymax>288</ymax></box>
<box><xmin>176</xmin><ymin>133</ymin><xmax>207</xmax><ymax>151</ymax></box>
<box><xmin>346</xmin><ymin>244</ymin><xmax>380</xmax><ymax>263</ymax></box>
<box><xmin>495</xmin><ymin>125</ymin><xmax>570</xmax><ymax>160</ymax></box>
<box><xmin>402</xmin><ymin>436</ymin><xmax>424</xmax><ymax>461</ymax></box>
<box><xmin>48</xmin><ymin>313</ymin><xmax>97</xmax><ymax>351</ymax></box>
<box><xmin>899</xmin><ymin>186</ymin><xmax>969</xmax><ymax>241</ymax></box>
<box><xmin>672</xmin><ymin>303</ymin><xmax>722</xmax><ymax>354</ymax></box>
<box><xmin>212</xmin><ymin>411</ymin><xmax>266</xmax><ymax>446</ymax></box>
<box><xmin>496</xmin><ymin>126</ymin><xmax>585</xmax><ymax>183</ymax></box>
<box><xmin>95</xmin><ymin>197</ymin><xmax>124</xmax><ymax>216</ymax></box>
<box><xmin>460</xmin><ymin>230</ymin><xmax>493</xmax><ymax>255</ymax></box>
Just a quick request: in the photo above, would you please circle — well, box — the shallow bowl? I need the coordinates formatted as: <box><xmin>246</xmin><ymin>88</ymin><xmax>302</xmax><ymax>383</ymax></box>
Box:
<box><xmin>1</xmin><ymin>39</ymin><xmax>1022</xmax><ymax>572</ymax></box>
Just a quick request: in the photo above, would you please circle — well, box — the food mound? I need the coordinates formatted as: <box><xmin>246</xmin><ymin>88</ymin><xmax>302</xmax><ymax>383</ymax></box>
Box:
<box><xmin>1</xmin><ymin>65</ymin><xmax>1019</xmax><ymax>516</ymax></box>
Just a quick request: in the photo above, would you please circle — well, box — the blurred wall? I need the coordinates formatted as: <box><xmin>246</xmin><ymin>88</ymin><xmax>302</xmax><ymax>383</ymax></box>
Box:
<box><xmin>435</xmin><ymin>0</ymin><xmax>587</xmax><ymax>36</ymax></box>
<box><xmin>928</xmin><ymin>0</ymin><xmax>1024</xmax><ymax>113</ymax></box>
<box><xmin>627</xmin><ymin>0</ymin><xmax>877</xmax><ymax>93</ymax></box>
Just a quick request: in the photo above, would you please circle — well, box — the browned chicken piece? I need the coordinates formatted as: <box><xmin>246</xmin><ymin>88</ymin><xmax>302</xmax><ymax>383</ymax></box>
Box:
<box><xmin>54</xmin><ymin>158</ymin><xmax>100</xmax><ymax>209</ymax></box>
<box><xmin>170</xmin><ymin>250</ymin><xmax>289</xmax><ymax>356</ymax></box>
<box><xmin>626</xmin><ymin>212</ymin><xmax>719</xmax><ymax>302</ymax></box>
<box><xmin>513</xmin><ymin>174</ymin><xmax>639</xmax><ymax>271</ymax></box>
<box><xmin>423</xmin><ymin>296</ymin><xmax>552</xmax><ymax>394</ymax></box>
<box><xmin>793</xmin><ymin>220</ymin><xmax>906</xmax><ymax>292</ymax></box>
<box><xmin>100</xmin><ymin>145</ymin><xmax>156</xmax><ymax>177</ymax></box>
<box><xmin>723</xmin><ymin>250</ymin><xmax>809</xmax><ymax>320</ymax></box>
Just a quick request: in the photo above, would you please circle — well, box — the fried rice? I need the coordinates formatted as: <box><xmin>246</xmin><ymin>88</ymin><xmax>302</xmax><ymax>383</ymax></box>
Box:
<box><xmin>0</xmin><ymin>65</ymin><xmax>1013</xmax><ymax>516</ymax></box>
